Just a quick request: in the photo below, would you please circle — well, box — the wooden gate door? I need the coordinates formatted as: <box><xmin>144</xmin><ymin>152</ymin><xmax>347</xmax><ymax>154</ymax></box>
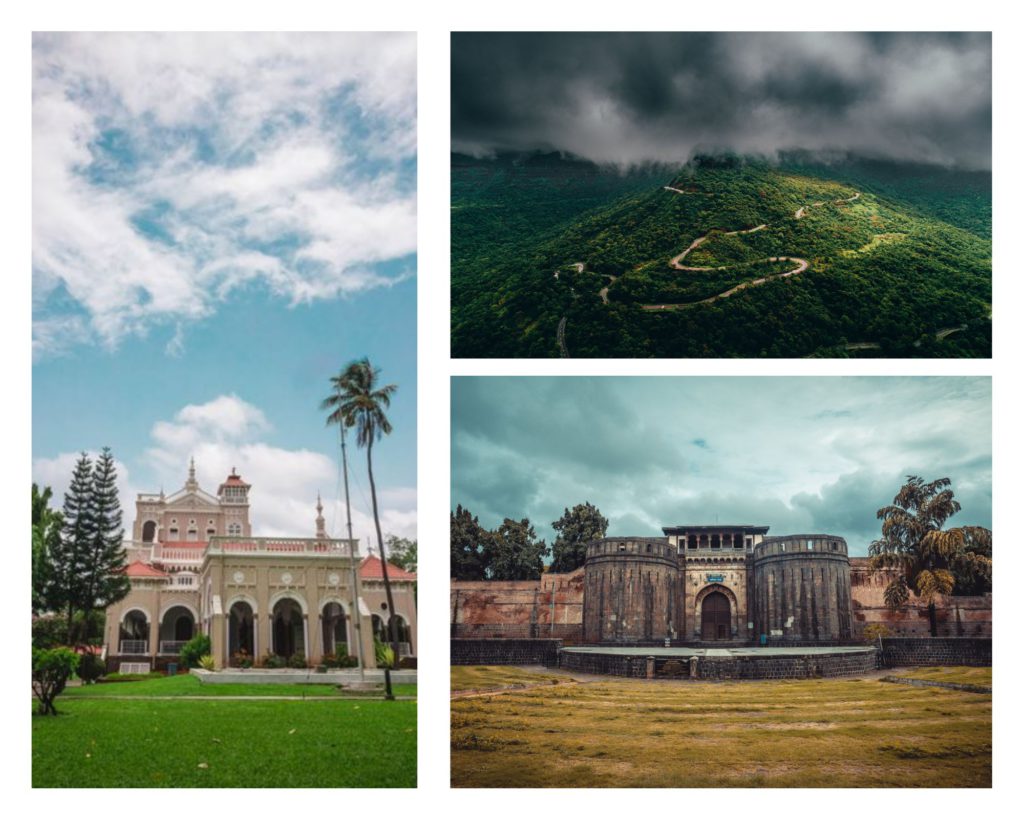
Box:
<box><xmin>701</xmin><ymin>591</ymin><xmax>731</xmax><ymax>640</ymax></box>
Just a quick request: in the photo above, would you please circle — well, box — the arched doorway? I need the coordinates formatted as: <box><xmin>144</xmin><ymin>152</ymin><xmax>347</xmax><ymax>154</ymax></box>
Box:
<box><xmin>120</xmin><ymin>610</ymin><xmax>149</xmax><ymax>654</ymax></box>
<box><xmin>371</xmin><ymin>614</ymin><xmax>387</xmax><ymax>644</ymax></box>
<box><xmin>158</xmin><ymin>605</ymin><xmax>195</xmax><ymax>654</ymax></box>
<box><xmin>701</xmin><ymin>591</ymin><xmax>732</xmax><ymax>641</ymax></box>
<box><xmin>390</xmin><ymin>614</ymin><xmax>412</xmax><ymax>655</ymax></box>
<box><xmin>141</xmin><ymin>520</ymin><xmax>156</xmax><ymax>542</ymax></box>
<box><xmin>229</xmin><ymin>601</ymin><xmax>255</xmax><ymax>658</ymax></box>
<box><xmin>321</xmin><ymin>602</ymin><xmax>348</xmax><ymax>656</ymax></box>
<box><xmin>272</xmin><ymin>598</ymin><xmax>305</xmax><ymax>659</ymax></box>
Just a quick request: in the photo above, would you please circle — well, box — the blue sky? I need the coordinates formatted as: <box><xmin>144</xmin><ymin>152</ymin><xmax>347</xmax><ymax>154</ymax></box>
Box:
<box><xmin>32</xmin><ymin>33</ymin><xmax>417</xmax><ymax>542</ymax></box>
<box><xmin>451</xmin><ymin>377</ymin><xmax>992</xmax><ymax>556</ymax></box>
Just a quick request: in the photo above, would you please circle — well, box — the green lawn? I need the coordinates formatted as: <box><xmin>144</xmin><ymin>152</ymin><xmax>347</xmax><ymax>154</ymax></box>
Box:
<box><xmin>35</xmin><ymin>677</ymin><xmax>416</xmax><ymax>787</ymax></box>
<box><xmin>451</xmin><ymin>666</ymin><xmax>990</xmax><ymax>788</ymax></box>
<box><xmin>64</xmin><ymin>673</ymin><xmax>417</xmax><ymax>699</ymax></box>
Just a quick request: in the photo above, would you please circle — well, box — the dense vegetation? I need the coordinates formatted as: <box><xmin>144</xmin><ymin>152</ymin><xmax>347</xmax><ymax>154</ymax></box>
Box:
<box><xmin>451</xmin><ymin>152</ymin><xmax>992</xmax><ymax>358</ymax></box>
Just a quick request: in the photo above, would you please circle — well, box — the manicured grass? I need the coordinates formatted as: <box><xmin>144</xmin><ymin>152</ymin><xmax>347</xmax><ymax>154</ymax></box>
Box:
<box><xmin>451</xmin><ymin>667</ymin><xmax>990</xmax><ymax>788</ymax></box>
<box><xmin>65</xmin><ymin>674</ymin><xmax>417</xmax><ymax>698</ymax></box>
<box><xmin>888</xmin><ymin>666</ymin><xmax>992</xmax><ymax>687</ymax></box>
<box><xmin>451</xmin><ymin>666</ymin><xmax>570</xmax><ymax>693</ymax></box>
<box><xmin>34</xmin><ymin>696</ymin><xmax>416</xmax><ymax>787</ymax></box>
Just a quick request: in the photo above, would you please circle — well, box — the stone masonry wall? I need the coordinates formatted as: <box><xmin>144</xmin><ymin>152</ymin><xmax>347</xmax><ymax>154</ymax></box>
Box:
<box><xmin>878</xmin><ymin>637</ymin><xmax>992</xmax><ymax>667</ymax></box>
<box><xmin>450</xmin><ymin>638</ymin><xmax>562</xmax><ymax>666</ymax></box>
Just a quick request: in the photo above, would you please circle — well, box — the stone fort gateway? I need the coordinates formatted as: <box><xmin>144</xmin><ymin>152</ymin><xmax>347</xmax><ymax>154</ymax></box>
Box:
<box><xmin>450</xmin><ymin>523</ymin><xmax>992</xmax><ymax>679</ymax></box>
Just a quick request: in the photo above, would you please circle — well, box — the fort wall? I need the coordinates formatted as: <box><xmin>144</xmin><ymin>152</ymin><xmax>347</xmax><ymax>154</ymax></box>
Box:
<box><xmin>849</xmin><ymin>558</ymin><xmax>992</xmax><ymax>637</ymax></box>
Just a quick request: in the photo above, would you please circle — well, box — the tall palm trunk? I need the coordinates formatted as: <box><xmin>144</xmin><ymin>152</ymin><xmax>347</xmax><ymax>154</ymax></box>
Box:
<box><xmin>367</xmin><ymin>437</ymin><xmax>399</xmax><ymax>701</ymax></box>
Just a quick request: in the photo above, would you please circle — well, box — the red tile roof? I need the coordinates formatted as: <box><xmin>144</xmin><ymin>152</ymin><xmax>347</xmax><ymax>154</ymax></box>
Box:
<box><xmin>220</xmin><ymin>472</ymin><xmax>250</xmax><ymax>487</ymax></box>
<box><xmin>360</xmin><ymin>555</ymin><xmax>416</xmax><ymax>581</ymax></box>
<box><xmin>124</xmin><ymin>560</ymin><xmax>169</xmax><ymax>578</ymax></box>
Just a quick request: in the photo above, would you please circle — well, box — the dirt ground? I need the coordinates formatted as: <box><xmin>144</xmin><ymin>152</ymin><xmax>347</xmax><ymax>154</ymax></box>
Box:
<box><xmin>450</xmin><ymin>665</ymin><xmax>991</xmax><ymax>788</ymax></box>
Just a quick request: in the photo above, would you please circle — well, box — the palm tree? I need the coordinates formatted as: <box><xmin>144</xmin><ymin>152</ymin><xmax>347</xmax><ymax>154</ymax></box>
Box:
<box><xmin>321</xmin><ymin>358</ymin><xmax>399</xmax><ymax>700</ymax></box>
<box><xmin>869</xmin><ymin>476</ymin><xmax>992</xmax><ymax>636</ymax></box>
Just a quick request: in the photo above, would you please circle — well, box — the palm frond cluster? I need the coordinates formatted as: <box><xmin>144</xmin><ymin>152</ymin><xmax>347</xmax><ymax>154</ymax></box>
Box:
<box><xmin>869</xmin><ymin>476</ymin><xmax>991</xmax><ymax>632</ymax></box>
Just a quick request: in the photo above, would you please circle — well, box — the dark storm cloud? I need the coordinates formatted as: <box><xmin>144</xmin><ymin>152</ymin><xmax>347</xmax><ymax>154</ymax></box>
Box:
<box><xmin>450</xmin><ymin>377</ymin><xmax>992</xmax><ymax>556</ymax></box>
<box><xmin>452</xmin><ymin>32</ymin><xmax>991</xmax><ymax>169</ymax></box>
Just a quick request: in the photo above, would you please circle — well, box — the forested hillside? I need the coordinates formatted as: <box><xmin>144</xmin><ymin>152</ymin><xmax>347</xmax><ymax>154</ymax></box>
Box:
<box><xmin>451</xmin><ymin>153</ymin><xmax>992</xmax><ymax>358</ymax></box>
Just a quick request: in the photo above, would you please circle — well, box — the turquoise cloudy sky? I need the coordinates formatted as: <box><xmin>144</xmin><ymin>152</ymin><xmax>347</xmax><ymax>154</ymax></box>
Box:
<box><xmin>451</xmin><ymin>377</ymin><xmax>991</xmax><ymax>556</ymax></box>
<box><xmin>32</xmin><ymin>33</ymin><xmax>417</xmax><ymax>542</ymax></box>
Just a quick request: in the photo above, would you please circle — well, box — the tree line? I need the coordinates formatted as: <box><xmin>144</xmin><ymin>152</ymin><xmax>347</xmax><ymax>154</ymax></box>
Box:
<box><xmin>450</xmin><ymin>501</ymin><xmax>608</xmax><ymax>580</ymax></box>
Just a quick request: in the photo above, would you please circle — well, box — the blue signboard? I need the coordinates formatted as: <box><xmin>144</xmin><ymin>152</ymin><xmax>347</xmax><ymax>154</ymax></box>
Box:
<box><xmin>707</xmin><ymin>574</ymin><xmax>724</xmax><ymax>582</ymax></box>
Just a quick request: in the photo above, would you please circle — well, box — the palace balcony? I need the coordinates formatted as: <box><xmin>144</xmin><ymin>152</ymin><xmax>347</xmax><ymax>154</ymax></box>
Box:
<box><xmin>206</xmin><ymin>536</ymin><xmax>359</xmax><ymax>558</ymax></box>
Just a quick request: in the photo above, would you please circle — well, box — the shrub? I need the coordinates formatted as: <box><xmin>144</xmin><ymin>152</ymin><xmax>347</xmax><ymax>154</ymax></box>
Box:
<box><xmin>339</xmin><ymin>654</ymin><xmax>359</xmax><ymax>668</ymax></box>
<box><xmin>374</xmin><ymin>640</ymin><xmax>395</xmax><ymax>670</ymax></box>
<box><xmin>77</xmin><ymin>651</ymin><xmax>105</xmax><ymax>683</ymax></box>
<box><xmin>231</xmin><ymin>650</ymin><xmax>254</xmax><ymax>669</ymax></box>
<box><xmin>863</xmin><ymin>623</ymin><xmax>892</xmax><ymax>643</ymax></box>
<box><xmin>198</xmin><ymin>655</ymin><xmax>216</xmax><ymax>671</ymax></box>
<box><xmin>287</xmin><ymin>652</ymin><xmax>308</xmax><ymax>669</ymax></box>
<box><xmin>320</xmin><ymin>653</ymin><xmax>338</xmax><ymax>669</ymax></box>
<box><xmin>179</xmin><ymin>634</ymin><xmax>211</xmax><ymax>668</ymax></box>
<box><xmin>260</xmin><ymin>653</ymin><xmax>286</xmax><ymax>669</ymax></box>
<box><xmin>32</xmin><ymin>647</ymin><xmax>79</xmax><ymax>715</ymax></box>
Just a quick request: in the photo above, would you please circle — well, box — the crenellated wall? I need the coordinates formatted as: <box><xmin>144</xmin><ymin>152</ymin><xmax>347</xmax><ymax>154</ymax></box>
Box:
<box><xmin>450</xmin><ymin>547</ymin><xmax>992</xmax><ymax>644</ymax></box>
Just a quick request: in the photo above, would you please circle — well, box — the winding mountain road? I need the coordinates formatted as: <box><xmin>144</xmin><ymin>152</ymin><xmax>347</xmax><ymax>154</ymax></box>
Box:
<box><xmin>643</xmin><ymin>256</ymin><xmax>809</xmax><ymax>311</ymax></box>
<box><xmin>554</xmin><ymin>184</ymin><xmax>862</xmax><ymax>351</ymax></box>
<box><xmin>637</xmin><ymin>188</ymin><xmax>859</xmax><ymax>310</ymax></box>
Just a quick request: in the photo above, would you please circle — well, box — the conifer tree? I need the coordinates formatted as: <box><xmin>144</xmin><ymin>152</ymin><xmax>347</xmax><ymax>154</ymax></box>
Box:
<box><xmin>76</xmin><ymin>448</ymin><xmax>130</xmax><ymax>643</ymax></box>
<box><xmin>51</xmin><ymin>453</ymin><xmax>96</xmax><ymax>642</ymax></box>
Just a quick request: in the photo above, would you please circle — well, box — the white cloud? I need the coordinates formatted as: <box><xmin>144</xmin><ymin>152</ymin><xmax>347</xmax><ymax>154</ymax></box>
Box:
<box><xmin>32</xmin><ymin>32</ymin><xmax>417</xmax><ymax>358</ymax></box>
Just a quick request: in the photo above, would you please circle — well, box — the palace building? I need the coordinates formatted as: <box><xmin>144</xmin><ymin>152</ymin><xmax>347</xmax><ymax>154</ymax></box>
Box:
<box><xmin>105</xmin><ymin>460</ymin><xmax>417</xmax><ymax>672</ymax></box>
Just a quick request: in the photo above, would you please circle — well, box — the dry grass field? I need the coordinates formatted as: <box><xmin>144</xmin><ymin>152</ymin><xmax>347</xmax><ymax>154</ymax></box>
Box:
<box><xmin>451</xmin><ymin>666</ymin><xmax>991</xmax><ymax>788</ymax></box>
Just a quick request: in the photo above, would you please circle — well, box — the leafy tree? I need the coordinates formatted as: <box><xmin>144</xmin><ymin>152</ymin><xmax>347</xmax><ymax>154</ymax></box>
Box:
<box><xmin>321</xmin><ymin>357</ymin><xmax>400</xmax><ymax>700</ymax></box>
<box><xmin>550</xmin><ymin>502</ymin><xmax>609</xmax><ymax>572</ymax></box>
<box><xmin>32</xmin><ymin>647</ymin><xmax>79</xmax><ymax>715</ymax></box>
<box><xmin>75</xmin><ymin>448</ymin><xmax>130</xmax><ymax>640</ymax></box>
<box><xmin>386</xmin><ymin>535</ymin><xmax>418</xmax><ymax>573</ymax></box>
<box><xmin>450</xmin><ymin>504</ymin><xmax>490</xmax><ymax>580</ymax></box>
<box><xmin>869</xmin><ymin>476</ymin><xmax>992</xmax><ymax>636</ymax></box>
<box><xmin>32</xmin><ymin>484</ymin><xmax>62</xmax><ymax>615</ymax></box>
<box><xmin>490</xmin><ymin>518</ymin><xmax>548</xmax><ymax>581</ymax></box>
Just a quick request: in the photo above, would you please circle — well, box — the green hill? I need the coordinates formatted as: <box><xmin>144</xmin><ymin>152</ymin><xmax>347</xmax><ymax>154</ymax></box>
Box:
<box><xmin>451</xmin><ymin>153</ymin><xmax>991</xmax><ymax>358</ymax></box>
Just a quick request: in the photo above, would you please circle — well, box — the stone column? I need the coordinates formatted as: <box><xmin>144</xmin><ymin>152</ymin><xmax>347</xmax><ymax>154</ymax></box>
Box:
<box><xmin>302</xmin><ymin>614</ymin><xmax>310</xmax><ymax>662</ymax></box>
<box><xmin>148</xmin><ymin>615</ymin><xmax>160</xmax><ymax>666</ymax></box>
<box><xmin>210</xmin><ymin>611</ymin><xmax>226</xmax><ymax>670</ymax></box>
